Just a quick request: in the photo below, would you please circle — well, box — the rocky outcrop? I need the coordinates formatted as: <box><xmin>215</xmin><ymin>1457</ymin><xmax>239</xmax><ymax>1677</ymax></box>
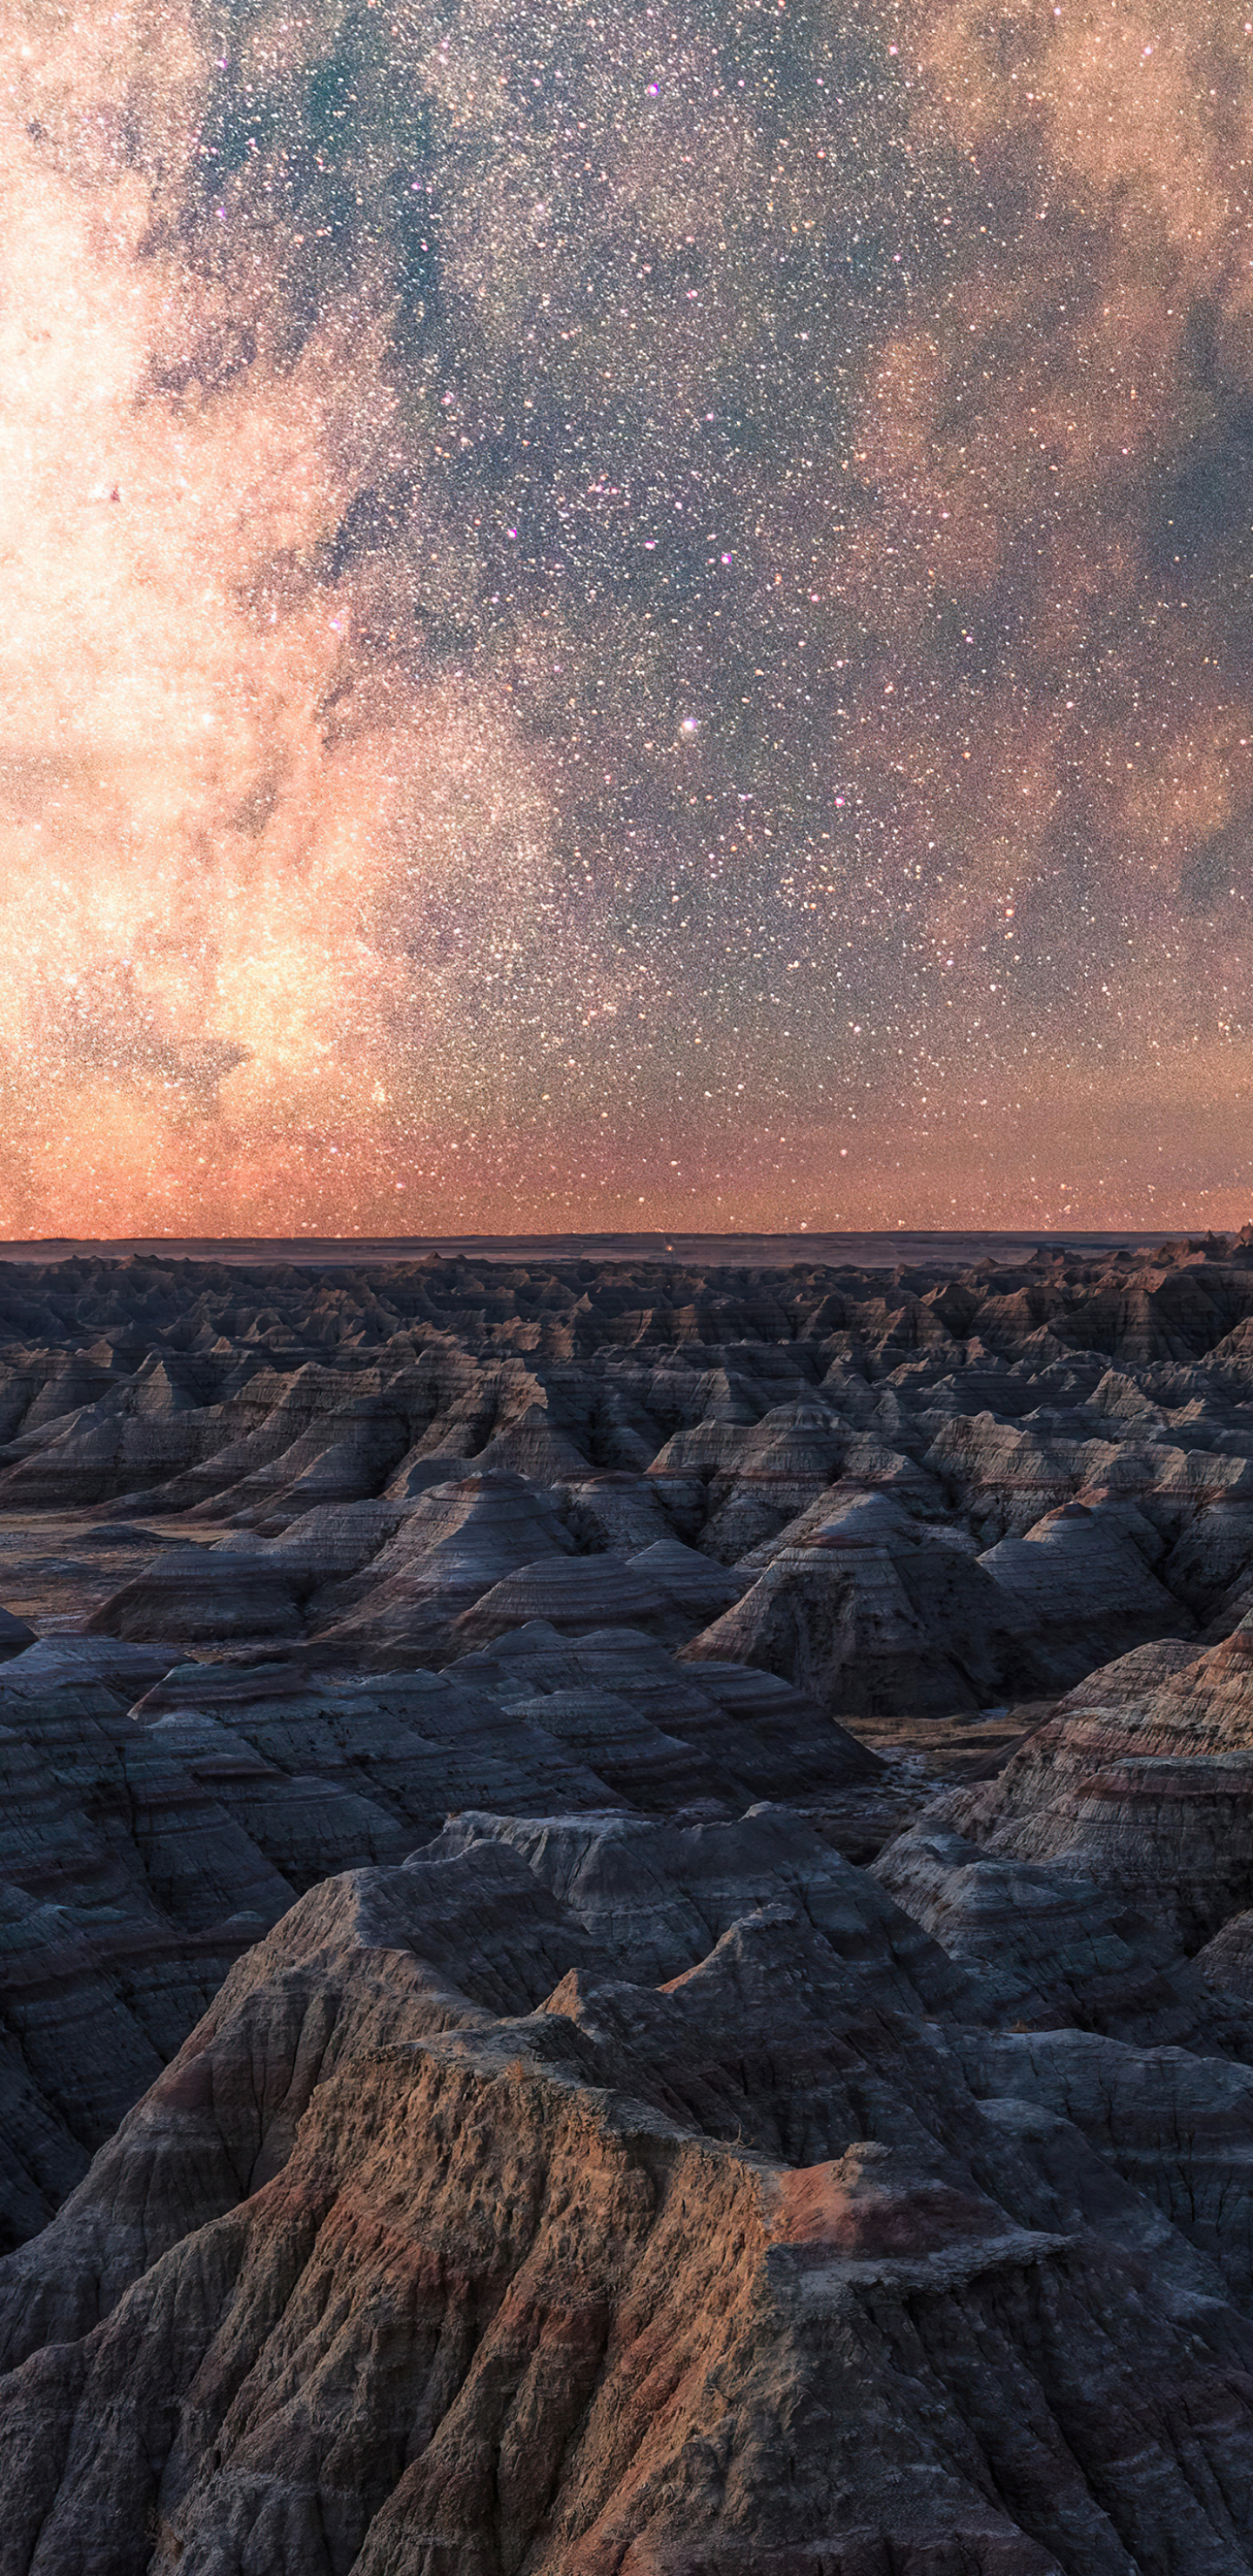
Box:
<box><xmin>83</xmin><ymin>1545</ymin><xmax>307</xmax><ymax>1641</ymax></box>
<box><xmin>0</xmin><ymin>1627</ymin><xmax>884</xmax><ymax>2254</ymax></box>
<box><xmin>894</xmin><ymin>1618</ymin><xmax>1253</xmax><ymax>1947</ymax></box>
<box><xmin>874</xmin><ymin>1821</ymin><xmax>1253</xmax><ymax>2049</ymax></box>
<box><xmin>7</xmin><ymin>1244</ymin><xmax>1253</xmax><ymax>1663</ymax></box>
<box><xmin>0</xmin><ymin>1642</ymin><xmax>299</xmax><ymax>2248</ymax></box>
<box><xmin>682</xmin><ymin>1493</ymin><xmax>1034</xmax><ymax>1715</ymax></box>
<box><xmin>10</xmin><ymin>1244</ymin><xmax>1253</xmax><ymax>2564</ymax></box>
<box><xmin>975</xmin><ymin>1500</ymin><xmax>1189</xmax><ymax>1687</ymax></box>
<box><xmin>311</xmin><ymin>1467</ymin><xmax>576</xmax><ymax>1658</ymax></box>
<box><xmin>8</xmin><ymin>1809</ymin><xmax>1253</xmax><ymax>2572</ymax></box>
<box><xmin>450</xmin><ymin>1549</ymin><xmax>688</xmax><ymax>1649</ymax></box>
<box><xmin>0</xmin><ymin>1833</ymin><xmax>621</xmax><ymax>2369</ymax></box>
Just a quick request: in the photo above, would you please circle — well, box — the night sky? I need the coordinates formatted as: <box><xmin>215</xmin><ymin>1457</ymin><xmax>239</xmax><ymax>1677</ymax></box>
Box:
<box><xmin>2</xmin><ymin>0</ymin><xmax>1252</xmax><ymax>1236</ymax></box>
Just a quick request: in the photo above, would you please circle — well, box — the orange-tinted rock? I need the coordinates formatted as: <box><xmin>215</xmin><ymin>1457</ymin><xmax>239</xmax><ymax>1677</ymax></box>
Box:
<box><xmin>9</xmin><ymin>1244</ymin><xmax>1253</xmax><ymax>2564</ymax></box>
<box><xmin>6</xmin><ymin>1811</ymin><xmax>1253</xmax><ymax>2572</ymax></box>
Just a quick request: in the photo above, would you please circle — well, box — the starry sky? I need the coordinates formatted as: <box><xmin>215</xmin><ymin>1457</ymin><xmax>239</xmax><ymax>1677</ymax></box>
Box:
<box><xmin>1</xmin><ymin>0</ymin><xmax>1252</xmax><ymax>1238</ymax></box>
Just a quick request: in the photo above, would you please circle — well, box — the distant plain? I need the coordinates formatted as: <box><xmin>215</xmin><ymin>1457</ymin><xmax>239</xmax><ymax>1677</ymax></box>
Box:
<box><xmin>0</xmin><ymin>1228</ymin><xmax>1174</xmax><ymax>1269</ymax></box>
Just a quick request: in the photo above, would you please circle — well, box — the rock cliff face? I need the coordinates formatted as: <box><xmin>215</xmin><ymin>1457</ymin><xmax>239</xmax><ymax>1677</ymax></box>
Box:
<box><xmin>8</xmin><ymin>1239</ymin><xmax>1253</xmax><ymax>2566</ymax></box>
<box><xmin>888</xmin><ymin>1620</ymin><xmax>1253</xmax><ymax>1949</ymax></box>
<box><xmin>0</xmin><ymin>1633</ymin><xmax>879</xmax><ymax>2249</ymax></box>
<box><xmin>8</xmin><ymin>1811</ymin><xmax>1253</xmax><ymax>2574</ymax></box>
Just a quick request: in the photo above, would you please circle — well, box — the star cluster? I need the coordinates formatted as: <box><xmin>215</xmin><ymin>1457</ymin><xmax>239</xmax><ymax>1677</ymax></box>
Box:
<box><xmin>1</xmin><ymin>0</ymin><xmax>1251</xmax><ymax>1235</ymax></box>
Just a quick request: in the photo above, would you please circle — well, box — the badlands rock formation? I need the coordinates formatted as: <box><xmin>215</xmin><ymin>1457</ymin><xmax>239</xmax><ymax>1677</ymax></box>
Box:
<box><xmin>7</xmin><ymin>1238</ymin><xmax>1253</xmax><ymax>2565</ymax></box>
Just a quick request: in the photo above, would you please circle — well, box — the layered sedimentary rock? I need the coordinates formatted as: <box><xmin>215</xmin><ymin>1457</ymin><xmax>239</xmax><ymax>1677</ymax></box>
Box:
<box><xmin>0</xmin><ymin>1620</ymin><xmax>880</xmax><ymax>2248</ymax></box>
<box><xmin>7</xmin><ymin>1242</ymin><xmax>1253</xmax><ymax>2565</ymax></box>
<box><xmin>975</xmin><ymin>1501</ymin><xmax>1185</xmax><ymax>1683</ymax></box>
<box><xmin>0</xmin><ymin>1640</ymin><xmax>409</xmax><ymax>2249</ymax></box>
<box><xmin>682</xmin><ymin>1489</ymin><xmax>1035</xmax><ymax>1714</ymax></box>
<box><xmin>892</xmin><ymin>1620</ymin><xmax>1253</xmax><ymax>1949</ymax></box>
<box><xmin>9</xmin><ymin>1810</ymin><xmax>1253</xmax><ymax>2572</ymax></box>
<box><xmin>7</xmin><ymin>1240</ymin><xmax>1253</xmax><ymax>1694</ymax></box>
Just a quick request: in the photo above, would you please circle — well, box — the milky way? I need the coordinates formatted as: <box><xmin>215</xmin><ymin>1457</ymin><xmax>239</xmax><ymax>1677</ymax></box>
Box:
<box><xmin>1</xmin><ymin>0</ymin><xmax>1251</xmax><ymax>1236</ymax></box>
